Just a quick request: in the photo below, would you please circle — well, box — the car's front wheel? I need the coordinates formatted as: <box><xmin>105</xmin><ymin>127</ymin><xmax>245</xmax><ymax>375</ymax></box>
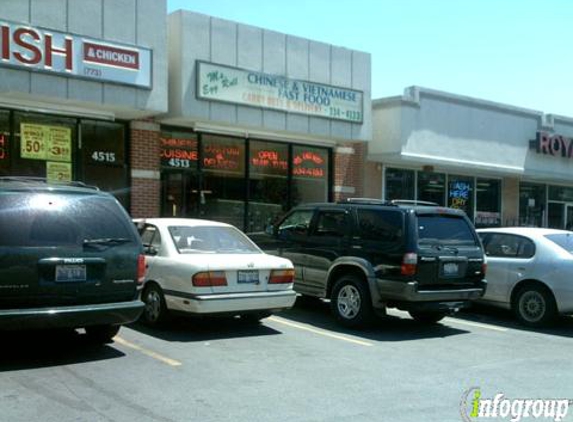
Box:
<box><xmin>408</xmin><ymin>310</ymin><xmax>448</xmax><ymax>324</ymax></box>
<box><xmin>85</xmin><ymin>324</ymin><xmax>120</xmax><ymax>344</ymax></box>
<box><xmin>142</xmin><ymin>283</ymin><xmax>169</xmax><ymax>326</ymax></box>
<box><xmin>330</xmin><ymin>275</ymin><xmax>373</xmax><ymax>328</ymax></box>
<box><xmin>513</xmin><ymin>284</ymin><xmax>557</xmax><ymax>327</ymax></box>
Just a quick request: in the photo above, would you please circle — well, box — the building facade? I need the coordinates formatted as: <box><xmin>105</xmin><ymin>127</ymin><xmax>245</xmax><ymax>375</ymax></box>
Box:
<box><xmin>368</xmin><ymin>86</ymin><xmax>573</xmax><ymax>229</ymax></box>
<box><xmin>0</xmin><ymin>2</ymin><xmax>371</xmax><ymax>232</ymax></box>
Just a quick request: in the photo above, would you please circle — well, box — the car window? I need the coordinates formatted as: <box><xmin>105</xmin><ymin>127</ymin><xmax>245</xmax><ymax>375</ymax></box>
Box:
<box><xmin>545</xmin><ymin>233</ymin><xmax>573</xmax><ymax>255</ymax></box>
<box><xmin>483</xmin><ymin>233</ymin><xmax>534</xmax><ymax>258</ymax></box>
<box><xmin>417</xmin><ymin>215</ymin><xmax>478</xmax><ymax>246</ymax></box>
<box><xmin>313</xmin><ymin>211</ymin><xmax>350</xmax><ymax>237</ymax></box>
<box><xmin>141</xmin><ymin>225</ymin><xmax>161</xmax><ymax>253</ymax></box>
<box><xmin>168</xmin><ymin>225</ymin><xmax>259</xmax><ymax>254</ymax></box>
<box><xmin>0</xmin><ymin>192</ymin><xmax>136</xmax><ymax>247</ymax></box>
<box><xmin>357</xmin><ymin>209</ymin><xmax>403</xmax><ymax>243</ymax></box>
<box><xmin>278</xmin><ymin>210</ymin><xmax>314</xmax><ymax>237</ymax></box>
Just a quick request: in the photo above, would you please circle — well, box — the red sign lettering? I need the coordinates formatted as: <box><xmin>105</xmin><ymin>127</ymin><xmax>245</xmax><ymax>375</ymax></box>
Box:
<box><xmin>12</xmin><ymin>28</ymin><xmax>42</xmax><ymax>65</ymax></box>
<box><xmin>83</xmin><ymin>42</ymin><xmax>139</xmax><ymax>70</ymax></box>
<box><xmin>45</xmin><ymin>34</ymin><xmax>73</xmax><ymax>71</ymax></box>
<box><xmin>0</xmin><ymin>134</ymin><xmax>6</xmax><ymax>160</ymax></box>
<box><xmin>532</xmin><ymin>132</ymin><xmax>573</xmax><ymax>159</ymax></box>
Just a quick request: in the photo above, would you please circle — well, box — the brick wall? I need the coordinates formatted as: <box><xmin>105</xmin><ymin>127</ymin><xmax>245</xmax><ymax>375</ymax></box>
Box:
<box><xmin>333</xmin><ymin>142</ymin><xmax>367</xmax><ymax>202</ymax></box>
<box><xmin>130</xmin><ymin>119</ymin><xmax>161</xmax><ymax>218</ymax></box>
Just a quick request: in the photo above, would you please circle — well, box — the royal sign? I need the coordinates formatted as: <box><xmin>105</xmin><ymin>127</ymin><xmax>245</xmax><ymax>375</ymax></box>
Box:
<box><xmin>197</xmin><ymin>62</ymin><xmax>363</xmax><ymax>123</ymax></box>
<box><xmin>530</xmin><ymin>132</ymin><xmax>573</xmax><ymax>160</ymax></box>
<box><xmin>0</xmin><ymin>20</ymin><xmax>151</xmax><ymax>88</ymax></box>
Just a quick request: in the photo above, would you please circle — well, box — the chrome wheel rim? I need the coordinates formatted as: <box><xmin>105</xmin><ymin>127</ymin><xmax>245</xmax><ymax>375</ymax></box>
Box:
<box><xmin>518</xmin><ymin>291</ymin><xmax>546</xmax><ymax>323</ymax></box>
<box><xmin>337</xmin><ymin>285</ymin><xmax>361</xmax><ymax>319</ymax></box>
<box><xmin>145</xmin><ymin>289</ymin><xmax>161</xmax><ymax>322</ymax></box>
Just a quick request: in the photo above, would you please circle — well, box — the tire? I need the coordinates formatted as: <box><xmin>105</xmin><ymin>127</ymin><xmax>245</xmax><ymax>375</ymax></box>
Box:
<box><xmin>85</xmin><ymin>324</ymin><xmax>120</xmax><ymax>344</ymax></box>
<box><xmin>513</xmin><ymin>284</ymin><xmax>557</xmax><ymax>327</ymax></box>
<box><xmin>141</xmin><ymin>283</ymin><xmax>169</xmax><ymax>326</ymax></box>
<box><xmin>241</xmin><ymin>311</ymin><xmax>272</xmax><ymax>323</ymax></box>
<box><xmin>330</xmin><ymin>274</ymin><xmax>373</xmax><ymax>328</ymax></box>
<box><xmin>408</xmin><ymin>310</ymin><xmax>448</xmax><ymax>324</ymax></box>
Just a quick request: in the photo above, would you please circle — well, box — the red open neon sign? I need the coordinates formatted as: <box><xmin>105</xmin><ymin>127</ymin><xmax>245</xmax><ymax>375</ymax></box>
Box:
<box><xmin>0</xmin><ymin>134</ymin><xmax>6</xmax><ymax>160</ymax></box>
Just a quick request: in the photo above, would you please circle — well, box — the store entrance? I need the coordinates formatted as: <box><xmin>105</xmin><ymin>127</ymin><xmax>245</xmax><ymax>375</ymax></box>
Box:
<box><xmin>566</xmin><ymin>205</ymin><xmax>573</xmax><ymax>230</ymax></box>
<box><xmin>160</xmin><ymin>171</ymin><xmax>201</xmax><ymax>218</ymax></box>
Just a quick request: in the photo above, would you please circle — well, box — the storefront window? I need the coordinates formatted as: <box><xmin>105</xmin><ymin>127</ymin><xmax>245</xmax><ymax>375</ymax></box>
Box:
<box><xmin>0</xmin><ymin>110</ymin><xmax>9</xmax><ymax>176</ymax></box>
<box><xmin>548</xmin><ymin>202</ymin><xmax>564</xmax><ymax>229</ymax></box>
<box><xmin>475</xmin><ymin>178</ymin><xmax>501</xmax><ymax>227</ymax></box>
<box><xmin>201</xmin><ymin>135</ymin><xmax>246</xmax><ymax>228</ymax></box>
<box><xmin>385</xmin><ymin>168</ymin><xmax>414</xmax><ymax>201</ymax></box>
<box><xmin>160</xmin><ymin>130</ymin><xmax>198</xmax><ymax>171</ymax></box>
<box><xmin>519</xmin><ymin>183</ymin><xmax>546</xmax><ymax>227</ymax></box>
<box><xmin>13</xmin><ymin>112</ymin><xmax>76</xmax><ymax>181</ymax></box>
<box><xmin>248</xmin><ymin>140</ymin><xmax>288</xmax><ymax>232</ymax></box>
<box><xmin>80</xmin><ymin>120</ymin><xmax>129</xmax><ymax>208</ymax></box>
<box><xmin>447</xmin><ymin>175</ymin><xmax>474</xmax><ymax>220</ymax></box>
<box><xmin>417</xmin><ymin>172</ymin><xmax>445</xmax><ymax>205</ymax></box>
<box><xmin>549</xmin><ymin>185</ymin><xmax>573</xmax><ymax>202</ymax></box>
<box><xmin>291</xmin><ymin>146</ymin><xmax>329</xmax><ymax>206</ymax></box>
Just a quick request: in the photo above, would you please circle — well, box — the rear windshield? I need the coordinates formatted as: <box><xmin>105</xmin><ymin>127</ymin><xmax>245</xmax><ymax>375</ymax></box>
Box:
<box><xmin>417</xmin><ymin>215</ymin><xmax>478</xmax><ymax>246</ymax></box>
<box><xmin>169</xmin><ymin>225</ymin><xmax>260</xmax><ymax>254</ymax></box>
<box><xmin>545</xmin><ymin>233</ymin><xmax>573</xmax><ymax>255</ymax></box>
<box><xmin>0</xmin><ymin>191</ymin><xmax>137</xmax><ymax>247</ymax></box>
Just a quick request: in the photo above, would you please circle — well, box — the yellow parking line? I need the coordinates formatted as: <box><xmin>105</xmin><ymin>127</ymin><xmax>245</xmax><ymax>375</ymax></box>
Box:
<box><xmin>114</xmin><ymin>336</ymin><xmax>182</xmax><ymax>367</ymax></box>
<box><xmin>443</xmin><ymin>317</ymin><xmax>508</xmax><ymax>332</ymax></box>
<box><xmin>268</xmin><ymin>316</ymin><xmax>374</xmax><ymax>347</ymax></box>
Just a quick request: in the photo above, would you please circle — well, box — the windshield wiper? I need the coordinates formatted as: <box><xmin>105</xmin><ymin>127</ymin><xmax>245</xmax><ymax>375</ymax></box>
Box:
<box><xmin>83</xmin><ymin>237</ymin><xmax>132</xmax><ymax>249</ymax></box>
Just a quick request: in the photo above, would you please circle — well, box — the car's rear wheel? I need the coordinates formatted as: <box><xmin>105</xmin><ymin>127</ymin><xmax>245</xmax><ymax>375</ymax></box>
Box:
<box><xmin>408</xmin><ymin>310</ymin><xmax>448</xmax><ymax>324</ymax></box>
<box><xmin>85</xmin><ymin>324</ymin><xmax>120</xmax><ymax>344</ymax></box>
<box><xmin>142</xmin><ymin>283</ymin><xmax>169</xmax><ymax>326</ymax></box>
<box><xmin>330</xmin><ymin>275</ymin><xmax>373</xmax><ymax>328</ymax></box>
<box><xmin>513</xmin><ymin>284</ymin><xmax>557</xmax><ymax>327</ymax></box>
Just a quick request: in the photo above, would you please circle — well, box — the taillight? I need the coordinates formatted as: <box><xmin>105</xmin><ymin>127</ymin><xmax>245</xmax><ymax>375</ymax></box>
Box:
<box><xmin>269</xmin><ymin>269</ymin><xmax>294</xmax><ymax>284</ymax></box>
<box><xmin>137</xmin><ymin>254</ymin><xmax>146</xmax><ymax>284</ymax></box>
<box><xmin>401</xmin><ymin>253</ymin><xmax>417</xmax><ymax>276</ymax></box>
<box><xmin>482</xmin><ymin>262</ymin><xmax>488</xmax><ymax>276</ymax></box>
<box><xmin>192</xmin><ymin>271</ymin><xmax>228</xmax><ymax>287</ymax></box>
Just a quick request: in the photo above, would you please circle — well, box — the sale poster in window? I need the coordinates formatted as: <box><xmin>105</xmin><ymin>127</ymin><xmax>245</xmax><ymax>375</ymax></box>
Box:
<box><xmin>20</xmin><ymin>123</ymin><xmax>71</xmax><ymax>162</ymax></box>
<box><xmin>46</xmin><ymin>161</ymin><xmax>72</xmax><ymax>183</ymax></box>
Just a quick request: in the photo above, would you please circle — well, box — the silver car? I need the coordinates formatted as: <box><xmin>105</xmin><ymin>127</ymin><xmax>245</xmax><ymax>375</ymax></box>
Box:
<box><xmin>477</xmin><ymin>227</ymin><xmax>573</xmax><ymax>327</ymax></box>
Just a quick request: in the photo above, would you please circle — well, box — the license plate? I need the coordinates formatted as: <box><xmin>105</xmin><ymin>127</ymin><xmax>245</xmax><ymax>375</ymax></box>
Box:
<box><xmin>442</xmin><ymin>262</ymin><xmax>460</xmax><ymax>277</ymax></box>
<box><xmin>237</xmin><ymin>270</ymin><xmax>259</xmax><ymax>284</ymax></box>
<box><xmin>55</xmin><ymin>265</ymin><xmax>87</xmax><ymax>282</ymax></box>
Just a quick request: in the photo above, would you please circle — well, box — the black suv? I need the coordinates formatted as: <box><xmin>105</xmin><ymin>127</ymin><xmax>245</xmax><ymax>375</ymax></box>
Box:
<box><xmin>0</xmin><ymin>177</ymin><xmax>145</xmax><ymax>342</ymax></box>
<box><xmin>250</xmin><ymin>199</ymin><xmax>487</xmax><ymax>327</ymax></box>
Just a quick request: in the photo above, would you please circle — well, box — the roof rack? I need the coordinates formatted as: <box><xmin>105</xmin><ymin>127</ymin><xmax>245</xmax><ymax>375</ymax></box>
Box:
<box><xmin>390</xmin><ymin>199</ymin><xmax>439</xmax><ymax>206</ymax></box>
<box><xmin>0</xmin><ymin>176</ymin><xmax>100</xmax><ymax>190</ymax></box>
<box><xmin>339</xmin><ymin>198</ymin><xmax>395</xmax><ymax>206</ymax></box>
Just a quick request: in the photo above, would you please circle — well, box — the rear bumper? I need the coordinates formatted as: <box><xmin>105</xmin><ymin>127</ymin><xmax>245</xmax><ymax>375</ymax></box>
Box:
<box><xmin>375</xmin><ymin>278</ymin><xmax>486</xmax><ymax>310</ymax></box>
<box><xmin>0</xmin><ymin>300</ymin><xmax>144</xmax><ymax>330</ymax></box>
<box><xmin>165</xmin><ymin>290</ymin><xmax>297</xmax><ymax>315</ymax></box>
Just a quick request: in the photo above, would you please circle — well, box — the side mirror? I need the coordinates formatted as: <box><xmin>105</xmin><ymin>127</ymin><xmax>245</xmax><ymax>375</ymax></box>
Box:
<box><xmin>265</xmin><ymin>224</ymin><xmax>277</xmax><ymax>237</ymax></box>
<box><xmin>145</xmin><ymin>245</ymin><xmax>158</xmax><ymax>256</ymax></box>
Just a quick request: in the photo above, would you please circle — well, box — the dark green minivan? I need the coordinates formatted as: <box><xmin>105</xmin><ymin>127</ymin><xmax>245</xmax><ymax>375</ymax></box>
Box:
<box><xmin>0</xmin><ymin>178</ymin><xmax>145</xmax><ymax>343</ymax></box>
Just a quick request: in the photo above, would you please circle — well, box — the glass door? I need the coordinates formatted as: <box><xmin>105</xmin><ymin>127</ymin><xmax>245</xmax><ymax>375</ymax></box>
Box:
<box><xmin>161</xmin><ymin>171</ymin><xmax>201</xmax><ymax>218</ymax></box>
<box><xmin>566</xmin><ymin>205</ymin><xmax>573</xmax><ymax>231</ymax></box>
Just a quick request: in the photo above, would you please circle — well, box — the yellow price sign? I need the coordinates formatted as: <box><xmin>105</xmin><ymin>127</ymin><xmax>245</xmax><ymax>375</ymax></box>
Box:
<box><xmin>20</xmin><ymin>124</ymin><xmax>47</xmax><ymax>160</ymax></box>
<box><xmin>46</xmin><ymin>161</ymin><xmax>72</xmax><ymax>183</ymax></box>
<box><xmin>21</xmin><ymin>123</ymin><xmax>72</xmax><ymax>162</ymax></box>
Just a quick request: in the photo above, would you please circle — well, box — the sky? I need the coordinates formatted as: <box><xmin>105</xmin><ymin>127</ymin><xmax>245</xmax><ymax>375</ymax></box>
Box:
<box><xmin>167</xmin><ymin>0</ymin><xmax>573</xmax><ymax>117</ymax></box>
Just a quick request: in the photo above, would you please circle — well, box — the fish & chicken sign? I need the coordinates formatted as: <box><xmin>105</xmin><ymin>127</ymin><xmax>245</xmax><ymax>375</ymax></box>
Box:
<box><xmin>0</xmin><ymin>20</ymin><xmax>151</xmax><ymax>88</ymax></box>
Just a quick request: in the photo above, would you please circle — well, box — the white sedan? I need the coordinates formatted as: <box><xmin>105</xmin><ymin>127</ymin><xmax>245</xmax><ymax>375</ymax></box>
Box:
<box><xmin>134</xmin><ymin>218</ymin><xmax>296</xmax><ymax>325</ymax></box>
<box><xmin>477</xmin><ymin>227</ymin><xmax>573</xmax><ymax>326</ymax></box>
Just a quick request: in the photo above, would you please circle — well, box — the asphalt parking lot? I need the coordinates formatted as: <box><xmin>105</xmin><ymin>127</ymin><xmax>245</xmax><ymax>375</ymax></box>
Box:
<box><xmin>2</xmin><ymin>300</ymin><xmax>573</xmax><ymax>422</ymax></box>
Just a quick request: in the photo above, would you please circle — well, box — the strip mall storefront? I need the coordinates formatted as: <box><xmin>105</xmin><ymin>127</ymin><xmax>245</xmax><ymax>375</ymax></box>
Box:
<box><xmin>156</xmin><ymin>11</ymin><xmax>371</xmax><ymax>231</ymax></box>
<box><xmin>368</xmin><ymin>86</ymin><xmax>573</xmax><ymax>229</ymax></box>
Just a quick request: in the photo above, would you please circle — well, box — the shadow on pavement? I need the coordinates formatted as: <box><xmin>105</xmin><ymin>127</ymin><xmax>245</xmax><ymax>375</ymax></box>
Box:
<box><xmin>128</xmin><ymin>315</ymin><xmax>283</xmax><ymax>342</ymax></box>
<box><xmin>453</xmin><ymin>304</ymin><xmax>573</xmax><ymax>338</ymax></box>
<box><xmin>0</xmin><ymin>329</ymin><xmax>125</xmax><ymax>372</ymax></box>
<box><xmin>274</xmin><ymin>296</ymin><xmax>470</xmax><ymax>342</ymax></box>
